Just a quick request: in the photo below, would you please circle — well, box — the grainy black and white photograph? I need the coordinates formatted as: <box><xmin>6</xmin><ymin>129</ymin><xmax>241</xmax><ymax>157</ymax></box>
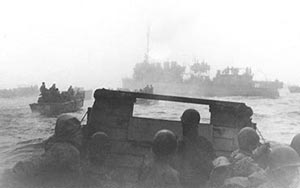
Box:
<box><xmin>1</xmin><ymin>0</ymin><xmax>300</xmax><ymax>187</ymax></box>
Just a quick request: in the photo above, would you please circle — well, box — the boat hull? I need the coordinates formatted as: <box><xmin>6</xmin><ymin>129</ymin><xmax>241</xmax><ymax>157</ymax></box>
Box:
<box><xmin>29</xmin><ymin>99</ymin><xmax>84</xmax><ymax>116</ymax></box>
<box><xmin>122</xmin><ymin>80</ymin><xmax>280</xmax><ymax>98</ymax></box>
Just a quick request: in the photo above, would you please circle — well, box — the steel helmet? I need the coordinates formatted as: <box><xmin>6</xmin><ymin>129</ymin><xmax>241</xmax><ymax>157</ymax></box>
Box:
<box><xmin>213</xmin><ymin>156</ymin><xmax>231</xmax><ymax>169</ymax></box>
<box><xmin>89</xmin><ymin>131</ymin><xmax>111</xmax><ymax>150</ymax></box>
<box><xmin>237</xmin><ymin>127</ymin><xmax>259</xmax><ymax>151</ymax></box>
<box><xmin>290</xmin><ymin>133</ymin><xmax>300</xmax><ymax>156</ymax></box>
<box><xmin>181</xmin><ymin>109</ymin><xmax>200</xmax><ymax>125</ymax></box>
<box><xmin>152</xmin><ymin>129</ymin><xmax>177</xmax><ymax>156</ymax></box>
<box><xmin>89</xmin><ymin>131</ymin><xmax>111</xmax><ymax>165</ymax></box>
<box><xmin>268</xmin><ymin>145</ymin><xmax>300</xmax><ymax>171</ymax></box>
<box><xmin>55</xmin><ymin>114</ymin><xmax>81</xmax><ymax>137</ymax></box>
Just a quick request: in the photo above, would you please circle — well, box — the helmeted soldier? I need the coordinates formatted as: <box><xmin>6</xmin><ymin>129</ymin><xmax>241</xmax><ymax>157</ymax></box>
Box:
<box><xmin>139</xmin><ymin>129</ymin><xmax>181</xmax><ymax>188</ymax></box>
<box><xmin>39</xmin><ymin>82</ymin><xmax>47</xmax><ymax>95</ymax></box>
<box><xmin>231</xmin><ymin>127</ymin><xmax>270</xmax><ymax>171</ymax></box>
<box><xmin>88</xmin><ymin>131</ymin><xmax>111</xmax><ymax>166</ymax></box>
<box><xmin>177</xmin><ymin>109</ymin><xmax>215</xmax><ymax>188</ymax></box>
<box><xmin>257</xmin><ymin>145</ymin><xmax>300</xmax><ymax>188</ymax></box>
<box><xmin>290</xmin><ymin>133</ymin><xmax>300</xmax><ymax>156</ymax></box>
<box><xmin>2</xmin><ymin>115</ymin><xmax>83</xmax><ymax>188</ymax></box>
<box><xmin>38</xmin><ymin>82</ymin><xmax>48</xmax><ymax>102</ymax></box>
<box><xmin>68</xmin><ymin>85</ymin><xmax>75</xmax><ymax>97</ymax></box>
<box><xmin>81</xmin><ymin>132</ymin><xmax>118</xmax><ymax>188</ymax></box>
<box><xmin>209</xmin><ymin>156</ymin><xmax>232</xmax><ymax>188</ymax></box>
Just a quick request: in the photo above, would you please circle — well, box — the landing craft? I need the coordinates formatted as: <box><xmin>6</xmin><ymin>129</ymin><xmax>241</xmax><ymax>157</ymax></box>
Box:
<box><xmin>83</xmin><ymin>88</ymin><xmax>255</xmax><ymax>186</ymax></box>
<box><xmin>30</xmin><ymin>88</ymin><xmax>85</xmax><ymax>116</ymax></box>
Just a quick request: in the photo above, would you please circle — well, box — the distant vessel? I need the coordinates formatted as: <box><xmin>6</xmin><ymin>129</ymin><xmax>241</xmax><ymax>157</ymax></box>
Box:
<box><xmin>288</xmin><ymin>85</ymin><xmax>300</xmax><ymax>93</ymax></box>
<box><xmin>30</xmin><ymin>87</ymin><xmax>85</xmax><ymax>116</ymax></box>
<box><xmin>118</xmin><ymin>85</ymin><xmax>156</xmax><ymax>105</ymax></box>
<box><xmin>134</xmin><ymin>85</ymin><xmax>157</xmax><ymax>105</ymax></box>
<box><xmin>0</xmin><ymin>85</ymin><xmax>39</xmax><ymax>98</ymax></box>
<box><xmin>123</xmin><ymin>29</ymin><xmax>282</xmax><ymax>98</ymax></box>
<box><xmin>122</xmin><ymin>62</ymin><xmax>283</xmax><ymax>99</ymax></box>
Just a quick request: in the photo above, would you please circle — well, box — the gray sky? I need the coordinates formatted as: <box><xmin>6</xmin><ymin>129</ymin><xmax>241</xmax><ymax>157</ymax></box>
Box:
<box><xmin>0</xmin><ymin>0</ymin><xmax>300</xmax><ymax>90</ymax></box>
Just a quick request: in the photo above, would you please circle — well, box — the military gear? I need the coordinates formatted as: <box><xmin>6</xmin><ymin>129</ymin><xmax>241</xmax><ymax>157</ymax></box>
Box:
<box><xmin>181</xmin><ymin>109</ymin><xmax>200</xmax><ymax>125</ymax></box>
<box><xmin>238</xmin><ymin>127</ymin><xmax>260</xmax><ymax>152</ymax></box>
<box><xmin>213</xmin><ymin>156</ymin><xmax>231</xmax><ymax>169</ymax></box>
<box><xmin>152</xmin><ymin>129</ymin><xmax>177</xmax><ymax>157</ymax></box>
<box><xmin>268</xmin><ymin>145</ymin><xmax>300</xmax><ymax>171</ymax></box>
<box><xmin>290</xmin><ymin>133</ymin><xmax>300</xmax><ymax>156</ymax></box>
<box><xmin>209</xmin><ymin>157</ymin><xmax>232</xmax><ymax>188</ymax></box>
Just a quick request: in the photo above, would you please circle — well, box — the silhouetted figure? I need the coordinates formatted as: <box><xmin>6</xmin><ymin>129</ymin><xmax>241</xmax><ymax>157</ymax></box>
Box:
<box><xmin>2</xmin><ymin>115</ymin><xmax>83</xmax><ymax>188</ymax></box>
<box><xmin>38</xmin><ymin>82</ymin><xmax>49</xmax><ymax>103</ymax></box>
<box><xmin>68</xmin><ymin>86</ymin><xmax>75</xmax><ymax>97</ymax></box>
<box><xmin>40</xmin><ymin>82</ymin><xmax>47</xmax><ymax>95</ymax></box>
<box><xmin>149</xmin><ymin>85</ymin><xmax>154</xmax><ymax>94</ymax></box>
<box><xmin>176</xmin><ymin>109</ymin><xmax>215</xmax><ymax>188</ymax></box>
<box><xmin>139</xmin><ymin>129</ymin><xmax>181</xmax><ymax>188</ymax></box>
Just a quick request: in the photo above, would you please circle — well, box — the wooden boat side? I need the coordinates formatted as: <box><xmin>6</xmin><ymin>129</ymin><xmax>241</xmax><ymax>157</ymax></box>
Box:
<box><xmin>84</xmin><ymin>89</ymin><xmax>255</xmax><ymax>185</ymax></box>
<box><xmin>30</xmin><ymin>98</ymin><xmax>84</xmax><ymax>116</ymax></box>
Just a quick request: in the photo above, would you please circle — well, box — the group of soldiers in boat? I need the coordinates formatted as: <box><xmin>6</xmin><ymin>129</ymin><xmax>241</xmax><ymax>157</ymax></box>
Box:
<box><xmin>2</xmin><ymin>108</ymin><xmax>300</xmax><ymax>188</ymax></box>
<box><xmin>38</xmin><ymin>82</ymin><xmax>78</xmax><ymax>103</ymax></box>
<box><xmin>135</xmin><ymin>84</ymin><xmax>154</xmax><ymax>94</ymax></box>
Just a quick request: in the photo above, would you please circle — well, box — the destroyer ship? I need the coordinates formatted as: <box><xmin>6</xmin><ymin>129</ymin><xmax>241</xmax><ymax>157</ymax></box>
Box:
<box><xmin>122</xmin><ymin>61</ymin><xmax>283</xmax><ymax>99</ymax></box>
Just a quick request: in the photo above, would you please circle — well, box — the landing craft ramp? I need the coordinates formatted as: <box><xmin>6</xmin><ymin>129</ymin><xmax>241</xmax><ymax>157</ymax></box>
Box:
<box><xmin>86</xmin><ymin>89</ymin><xmax>255</xmax><ymax>186</ymax></box>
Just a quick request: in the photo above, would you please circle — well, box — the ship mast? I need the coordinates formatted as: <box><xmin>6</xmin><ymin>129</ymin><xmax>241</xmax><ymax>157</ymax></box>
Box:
<box><xmin>144</xmin><ymin>26</ymin><xmax>150</xmax><ymax>63</ymax></box>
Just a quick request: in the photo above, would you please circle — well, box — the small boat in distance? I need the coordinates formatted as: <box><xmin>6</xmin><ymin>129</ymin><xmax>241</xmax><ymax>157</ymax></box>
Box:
<box><xmin>288</xmin><ymin>85</ymin><xmax>300</xmax><ymax>93</ymax></box>
<box><xmin>134</xmin><ymin>85</ymin><xmax>157</xmax><ymax>105</ymax></box>
<box><xmin>30</xmin><ymin>84</ymin><xmax>85</xmax><ymax>116</ymax></box>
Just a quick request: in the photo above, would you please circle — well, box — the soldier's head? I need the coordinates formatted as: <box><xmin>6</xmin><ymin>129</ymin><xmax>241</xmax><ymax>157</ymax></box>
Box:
<box><xmin>54</xmin><ymin>114</ymin><xmax>83</xmax><ymax>148</ymax></box>
<box><xmin>181</xmin><ymin>109</ymin><xmax>200</xmax><ymax>136</ymax></box>
<box><xmin>291</xmin><ymin>133</ymin><xmax>300</xmax><ymax>156</ymax></box>
<box><xmin>267</xmin><ymin>145</ymin><xmax>300</xmax><ymax>187</ymax></box>
<box><xmin>237</xmin><ymin>127</ymin><xmax>260</xmax><ymax>153</ymax></box>
<box><xmin>88</xmin><ymin>132</ymin><xmax>111</xmax><ymax>166</ymax></box>
<box><xmin>209</xmin><ymin>156</ymin><xmax>232</xmax><ymax>188</ymax></box>
<box><xmin>152</xmin><ymin>129</ymin><xmax>177</xmax><ymax>161</ymax></box>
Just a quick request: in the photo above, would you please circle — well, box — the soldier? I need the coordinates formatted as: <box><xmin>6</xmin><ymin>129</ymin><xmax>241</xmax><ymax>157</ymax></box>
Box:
<box><xmin>39</xmin><ymin>82</ymin><xmax>47</xmax><ymax>95</ymax></box>
<box><xmin>87</xmin><ymin>132</ymin><xmax>111</xmax><ymax>166</ymax></box>
<box><xmin>217</xmin><ymin>127</ymin><xmax>269</xmax><ymax>188</ymax></box>
<box><xmin>177</xmin><ymin>109</ymin><xmax>215</xmax><ymax>188</ymax></box>
<box><xmin>68</xmin><ymin>85</ymin><xmax>75</xmax><ymax>97</ymax></box>
<box><xmin>290</xmin><ymin>133</ymin><xmax>300</xmax><ymax>156</ymax></box>
<box><xmin>257</xmin><ymin>145</ymin><xmax>300</xmax><ymax>188</ymax></box>
<box><xmin>208</xmin><ymin>156</ymin><xmax>232</xmax><ymax>188</ymax></box>
<box><xmin>2</xmin><ymin>115</ymin><xmax>83</xmax><ymax>188</ymax></box>
<box><xmin>81</xmin><ymin>132</ymin><xmax>118</xmax><ymax>188</ymax></box>
<box><xmin>231</xmin><ymin>127</ymin><xmax>270</xmax><ymax>170</ymax></box>
<box><xmin>139</xmin><ymin>129</ymin><xmax>181</xmax><ymax>188</ymax></box>
<box><xmin>38</xmin><ymin>82</ymin><xmax>48</xmax><ymax>102</ymax></box>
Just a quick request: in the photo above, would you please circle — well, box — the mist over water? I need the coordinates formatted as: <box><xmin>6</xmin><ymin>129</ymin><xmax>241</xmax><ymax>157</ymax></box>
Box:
<box><xmin>1</xmin><ymin>93</ymin><xmax>300</xmax><ymax>174</ymax></box>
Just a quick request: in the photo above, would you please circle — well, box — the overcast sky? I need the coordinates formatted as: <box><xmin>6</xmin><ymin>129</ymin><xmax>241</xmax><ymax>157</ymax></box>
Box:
<box><xmin>0</xmin><ymin>0</ymin><xmax>299</xmax><ymax>90</ymax></box>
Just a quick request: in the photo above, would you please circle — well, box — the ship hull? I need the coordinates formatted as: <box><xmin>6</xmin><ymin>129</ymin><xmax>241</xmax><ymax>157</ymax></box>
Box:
<box><xmin>29</xmin><ymin>98</ymin><xmax>84</xmax><ymax>116</ymax></box>
<box><xmin>122</xmin><ymin>80</ymin><xmax>279</xmax><ymax>98</ymax></box>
